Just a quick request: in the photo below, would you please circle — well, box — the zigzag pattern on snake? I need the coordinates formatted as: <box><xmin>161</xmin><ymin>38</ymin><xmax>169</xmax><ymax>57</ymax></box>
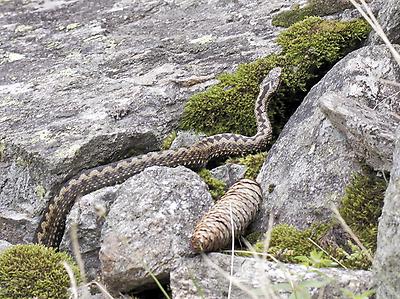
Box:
<box><xmin>34</xmin><ymin>67</ymin><xmax>282</xmax><ymax>248</ymax></box>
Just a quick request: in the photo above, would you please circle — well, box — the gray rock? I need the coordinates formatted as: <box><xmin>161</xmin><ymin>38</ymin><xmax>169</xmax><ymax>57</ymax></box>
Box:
<box><xmin>210</xmin><ymin>163</ymin><xmax>247</xmax><ymax>187</ymax></box>
<box><xmin>170</xmin><ymin>131</ymin><xmax>206</xmax><ymax>150</ymax></box>
<box><xmin>0</xmin><ymin>0</ymin><xmax>287</xmax><ymax>244</ymax></box>
<box><xmin>374</xmin><ymin>128</ymin><xmax>400</xmax><ymax>299</ymax></box>
<box><xmin>60</xmin><ymin>186</ymin><xmax>119</xmax><ymax>280</ymax></box>
<box><xmin>320</xmin><ymin>90</ymin><xmax>399</xmax><ymax>172</ymax></box>
<box><xmin>0</xmin><ymin>239</ymin><xmax>11</xmax><ymax>253</ymax></box>
<box><xmin>254</xmin><ymin>44</ymin><xmax>400</xmax><ymax>232</ymax></box>
<box><xmin>171</xmin><ymin>253</ymin><xmax>374</xmax><ymax>299</ymax></box>
<box><xmin>370</xmin><ymin>0</ymin><xmax>400</xmax><ymax>44</ymax></box>
<box><xmin>99</xmin><ymin>166</ymin><xmax>213</xmax><ymax>293</ymax></box>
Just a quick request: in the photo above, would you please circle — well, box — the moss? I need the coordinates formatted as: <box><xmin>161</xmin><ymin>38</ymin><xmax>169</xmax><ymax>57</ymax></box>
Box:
<box><xmin>0</xmin><ymin>244</ymin><xmax>80</xmax><ymax>299</ymax></box>
<box><xmin>161</xmin><ymin>131</ymin><xmax>177</xmax><ymax>150</ymax></box>
<box><xmin>179</xmin><ymin>17</ymin><xmax>370</xmax><ymax>139</ymax></box>
<box><xmin>249</xmin><ymin>223</ymin><xmax>371</xmax><ymax>269</ymax></box>
<box><xmin>272</xmin><ymin>0</ymin><xmax>354</xmax><ymax>28</ymax></box>
<box><xmin>266</xmin><ymin>224</ymin><xmax>331</xmax><ymax>263</ymax></box>
<box><xmin>197</xmin><ymin>168</ymin><xmax>226</xmax><ymax>200</ymax></box>
<box><xmin>227</xmin><ymin>152</ymin><xmax>266</xmax><ymax>180</ymax></box>
<box><xmin>339</xmin><ymin>168</ymin><xmax>388</xmax><ymax>252</ymax></box>
<box><xmin>333</xmin><ymin>241</ymin><xmax>373</xmax><ymax>270</ymax></box>
<box><xmin>180</xmin><ymin>54</ymin><xmax>280</xmax><ymax>137</ymax></box>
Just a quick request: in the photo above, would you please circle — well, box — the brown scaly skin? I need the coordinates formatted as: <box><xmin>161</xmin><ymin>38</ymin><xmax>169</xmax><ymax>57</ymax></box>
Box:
<box><xmin>34</xmin><ymin>67</ymin><xmax>282</xmax><ymax>248</ymax></box>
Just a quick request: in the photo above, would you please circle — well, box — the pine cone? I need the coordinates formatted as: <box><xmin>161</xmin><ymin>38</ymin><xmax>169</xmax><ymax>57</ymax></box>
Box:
<box><xmin>191</xmin><ymin>178</ymin><xmax>262</xmax><ymax>252</ymax></box>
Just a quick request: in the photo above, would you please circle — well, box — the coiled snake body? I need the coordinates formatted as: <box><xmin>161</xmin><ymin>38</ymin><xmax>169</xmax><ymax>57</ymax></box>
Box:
<box><xmin>34</xmin><ymin>67</ymin><xmax>282</xmax><ymax>248</ymax></box>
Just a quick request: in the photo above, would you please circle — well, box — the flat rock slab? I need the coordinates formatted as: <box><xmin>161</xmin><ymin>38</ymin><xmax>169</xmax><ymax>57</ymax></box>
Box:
<box><xmin>171</xmin><ymin>253</ymin><xmax>374</xmax><ymax>299</ymax></box>
<box><xmin>0</xmin><ymin>0</ymin><xmax>288</xmax><ymax>243</ymax></box>
<box><xmin>99</xmin><ymin>166</ymin><xmax>213</xmax><ymax>292</ymax></box>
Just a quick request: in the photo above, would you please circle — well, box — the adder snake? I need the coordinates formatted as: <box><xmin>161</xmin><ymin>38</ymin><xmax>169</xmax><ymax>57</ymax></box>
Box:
<box><xmin>34</xmin><ymin>67</ymin><xmax>282</xmax><ymax>248</ymax></box>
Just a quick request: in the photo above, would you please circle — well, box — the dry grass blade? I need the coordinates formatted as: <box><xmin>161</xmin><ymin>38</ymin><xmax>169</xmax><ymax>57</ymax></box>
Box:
<box><xmin>331</xmin><ymin>204</ymin><xmax>374</xmax><ymax>262</ymax></box>
<box><xmin>70</xmin><ymin>223</ymin><xmax>87</xmax><ymax>284</ymax></box>
<box><xmin>228</xmin><ymin>203</ymin><xmax>235</xmax><ymax>299</ymax></box>
<box><xmin>62</xmin><ymin>261</ymin><xmax>78</xmax><ymax>299</ymax></box>
<box><xmin>191</xmin><ymin>179</ymin><xmax>263</xmax><ymax>252</ymax></box>
<box><xmin>201</xmin><ymin>253</ymin><xmax>259</xmax><ymax>299</ymax></box>
<box><xmin>349</xmin><ymin>0</ymin><xmax>400</xmax><ymax>67</ymax></box>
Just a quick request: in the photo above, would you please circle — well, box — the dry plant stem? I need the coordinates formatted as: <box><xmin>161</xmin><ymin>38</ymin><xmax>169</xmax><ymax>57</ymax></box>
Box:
<box><xmin>307</xmin><ymin>238</ymin><xmax>348</xmax><ymax>269</ymax></box>
<box><xmin>241</xmin><ymin>239</ymin><xmax>279</xmax><ymax>299</ymax></box>
<box><xmin>263</xmin><ymin>210</ymin><xmax>275</xmax><ymax>253</ymax></box>
<box><xmin>201</xmin><ymin>253</ymin><xmax>259</xmax><ymax>299</ymax></box>
<box><xmin>228</xmin><ymin>203</ymin><xmax>235</xmax><ymax>299</ymax></box>
<box><xmin>70</xmin><ymin>223</ymin><xmax>87</xmax><ymax>284</ymax></box>
<box><xmin>62</xmin><ymin>261</ymin><xmax>78</xmax><ymax>299</ymax></box>
<box><xmin>88</xmin><ymin>281</ymin><xmax>114</xmax><ymax>299</ymax></box>
<box><xmin>330</xmin><ymin>205</ymin><xmax>374</xmax><ymax>262</ymax></box>
<box><xmin>349</xmin><ymin>0</ymin><xmax>400</xmax><ymax>67</ymax></box>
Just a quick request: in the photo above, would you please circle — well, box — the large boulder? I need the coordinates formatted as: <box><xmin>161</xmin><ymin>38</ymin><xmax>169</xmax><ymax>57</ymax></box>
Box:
<box><xmin>374</xmin><ymin>128</ymin><xmax>400</xmax><ymax>299</ymax></box>
<box><xmin>253</xmin><ymin>44</ymin><xmax>400</xmax><ymax>232</ymax></box>
<box><xmin>0</xmin><ymin>0</ymin><xmax>289</xmax><ymax>244</ymax></box>
<box><xmin>99</xmin><ymin>166</ymin><xmax>213</xmax><ymax>293</ymax></box>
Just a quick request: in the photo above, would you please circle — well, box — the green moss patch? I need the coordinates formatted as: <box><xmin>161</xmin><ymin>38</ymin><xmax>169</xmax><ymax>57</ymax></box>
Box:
<box><xmin>179</xmin><ymin>17</ymin><xmax>370</xmax><ymax>139</ymax></box>
<box><xmin>339</xmin><ymin>168</ymin><xmax>388</xmax><ymax>252</ymax></box>
<box><xmin>0</xmin><ymin>244</ymin><xmax>80</xmax><ymax>299</ymax></box>
<box><xmin>197</xmin><ymin>168</ymin><xmax>226</xmax><ymax>200</ymax></box>
<box><xmin>272</xmin><ymin>0</ymin><xmax>354</xmax><ymax>28</ymax></box>
<box><xmin>227</xmin><ymin>152</ymin><xmax>266</xmax><ymax>180</ymax></box>
<box><xmin>161</xmin><ymin>131</ymin><xmax>177</xmax><ymax>150</ymax></box>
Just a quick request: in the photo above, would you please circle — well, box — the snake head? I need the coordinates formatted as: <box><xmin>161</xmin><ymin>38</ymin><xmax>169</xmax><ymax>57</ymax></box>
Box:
<box><xmin>260</xmin><ymin>67</ymin><xmax>282</xmax><ymax>95</ymax></box>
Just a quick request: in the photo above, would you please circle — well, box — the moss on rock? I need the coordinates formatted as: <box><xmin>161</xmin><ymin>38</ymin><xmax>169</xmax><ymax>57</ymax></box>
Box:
<box><xmin>179</xmin><ymin>17</ymin><xmax>370</xmax><ymax>139</ymax></box>
<box><xmin>161</xmin><ymin>130</ymin><xmax>177</xmax><ymax>150</ymax></box>
<box><xmin>227</xmin><ymin>152</ymin><xmax>266</xmax><ymax>180</ymax></box>
<box><xmin>272</xmin><ymin>0</ymin><xmax>354</xmax><ymax>28</ymax></box>
<box><xmin>198</xmin><ymin>168</ymin><xmax>227</xmax><ymax>200</ymax></box>
<box><xmin>0</xmin><ymin>244</ymin><xmax>80</xmax><ymax>299</ymax></box>
<box><xmin>339</xmin><ymin>168</ymin><xmax>388</xmax><ymax>252</ymax></box>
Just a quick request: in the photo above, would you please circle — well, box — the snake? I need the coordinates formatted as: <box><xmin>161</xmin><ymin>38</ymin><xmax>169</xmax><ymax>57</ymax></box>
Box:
<box><xmin>34</xmin><ymin>67</ymin><xmax>282</xmax><ymax>248</ymax></box>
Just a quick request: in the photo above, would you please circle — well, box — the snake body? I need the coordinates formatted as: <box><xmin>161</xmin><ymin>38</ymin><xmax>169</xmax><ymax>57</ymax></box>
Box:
<box><xmin>34</xmin><ymin>67</ymin><xmax>282</xmax><ymax>248</ymax></box>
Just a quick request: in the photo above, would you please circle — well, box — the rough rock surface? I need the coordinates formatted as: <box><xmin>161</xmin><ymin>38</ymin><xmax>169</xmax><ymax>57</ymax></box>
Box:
<box><xmin>171</xmin><ymin>253</ymin><xmax>374</xmax><ymax>299</ymax></box>
<box><xmin>210</xmin><ymin>163</ymin><xmax>247</xmax><ymax>187</ymax></box>
<box><xmin>170</xmin><ymin>131</ymin><xmax>206</xmax><ymax>150</ymax></box>
<box><xmin>99</xmin><ymin>166</ymin><xmax>213</xmax><ymax>292</ymax></box>
<box><xmin>374</xmin><ymin>128</ymin><xmax>400</xmax><ymax>299</ymax></box>
<box><xmin>60</xmin><ymin>186</ymin><xmax>119</xmax><ymax>280</ymax></box>
<box><xmin>320</xmin><ymin>90</ymin><xmax>399</xmax><ymax>172</ymax></box>
<box><xmin>370</xmin><ymin>0</ymin><xmax>400</xmax><ymax>44</ymax></box>
<box><xmin>254</xmin><ymin>45</ymin><xmax>400</xmax><ymax>232</ymax></box>
<box><xmin>0</xmin><ymin>240</ymin><xmax>11</xmax><ymax>253</ymax></box>
<box><xmin>0</xmin><ymin>0</ymin><xmax>287</xmax><ymax>244</ymax></box>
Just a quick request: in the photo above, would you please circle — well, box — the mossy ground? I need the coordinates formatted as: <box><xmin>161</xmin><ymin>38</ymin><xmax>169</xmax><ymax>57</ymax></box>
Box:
<box><xmin>179</xmin><ymin>17</ymin><xmax>370</xmax><ymax>140</ymax></box>
<box><xmin>246</xmin><ymin>167</ymin><xmax>387</xmax><ymax>270</ymax></box>
<box><xmin>0</xmin><ymin>244</ymin><xmax>80</xmax><ymax>299</ymax></box>
<box><xmin>272</xmin><ymin>0</ymin><xmax>354</xmax><ymax>28</ymax></box>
